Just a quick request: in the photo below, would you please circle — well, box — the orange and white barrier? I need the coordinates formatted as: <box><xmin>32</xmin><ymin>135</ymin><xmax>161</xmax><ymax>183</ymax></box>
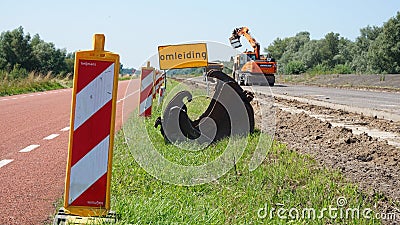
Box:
<box><xmin>139</xmin><ymin>66</ymin><xmax>154</xmax><ymax>117</ymax></box>
<box><xmin>153</xmin><ymin>71</ymin><xmax>164</xmax><ymax>98</ymax></box>
<box><xmin>63</xmin><ymin>34</ymin><xmax>119</xmax><ymax>217</ymax></box>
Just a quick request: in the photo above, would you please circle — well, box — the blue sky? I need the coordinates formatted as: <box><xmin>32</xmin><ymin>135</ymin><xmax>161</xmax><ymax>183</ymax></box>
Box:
<box><xmin>1</xmin><ymin>0</ymin><xmax>399</xmax><ymax>68</ymax></box>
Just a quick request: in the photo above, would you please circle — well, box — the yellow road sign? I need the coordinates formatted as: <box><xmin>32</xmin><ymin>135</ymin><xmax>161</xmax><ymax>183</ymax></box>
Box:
<box><xmin>158</xmin><ymin>43</ymin><xmax>208</xmax><ymax>70</ymax></box>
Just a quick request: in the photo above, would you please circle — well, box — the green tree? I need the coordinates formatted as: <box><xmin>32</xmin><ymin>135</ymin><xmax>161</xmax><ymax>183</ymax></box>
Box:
<box><xmin>287</xmin><ymin>31</ymin><xmax>310</xmax><ymax>53</ymax></box>
<box><xmin>263</xmin><ymin>11</ymin><xmax>400</xmax><ymax>75</ymax></box>
<box><xmin>368</xmin><ymin>12</ymin><xmax>400</xmax><ymax>73</ymax></box>
<box><xmin>335</xmin><ymin>37</ymin><xmax>354</xmax><ymax>66</ymax></box>
<box><xmin>31</xmin><ymin>39</ymin><xmax>67</xmax><ymax>75</ymax></box>
<box><xmin>265</xmin><ymin>37</ymin><xmax>290</xmax><ymax>61</ymax></box>
<box><xmin>0</xmin><ymin>26</ymin><xmax>34</xmax><ymax>71</ymax></box>
<box><xmin>351</xmin><ymin>25</ymin><xmax>382</xmax><ymax>73</ymax></box>
<box><xmin>356</xmin><ymin>25</ymin><xmax>382</xmax><ymax>52</ymax></box>
<box><xmin>269</xmin><ymin>32</ymin><xmax>311</xmax><ymax>73</ymax></box>
<box><xmin>300</xmin><ymin>40</ymin><xmax>323</xmax><ymax>69</ymax></box>
<box><xmin>0</xmin><ymin>27</ymin><xmax>73</xmax><ymax>77</ymax></box>
<box><xmin>320</xmin><ymin>32</ymin><xmax>340</xmax><ymax>67</ymax></box>
<box><xmin>65</xmin><ymin>52</ymin><xmax>75</xmax><ymax>74</ymax></box>
<box><xmin>285</xmin><ymin>61</ymin><xmax>306</xmax><ymax>74</ymax></box>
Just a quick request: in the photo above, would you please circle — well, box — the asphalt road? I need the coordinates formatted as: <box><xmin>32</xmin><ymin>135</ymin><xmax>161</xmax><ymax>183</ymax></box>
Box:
<box><xmin>0</xmin><ymin>79</ymin><xmax>139</xmax><ymax>224</ymax></box>
<box><xmin>263</xmin><ymin>84</ymin><xmax>400</xmax><ymax>116</ymax></box>
<box><xmin>190</xmin><ymin>76</ymin><xmax>400</xmax><ymax>119</ymax></box>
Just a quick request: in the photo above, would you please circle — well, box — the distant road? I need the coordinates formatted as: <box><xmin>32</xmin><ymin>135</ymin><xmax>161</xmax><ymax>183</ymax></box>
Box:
<box><xmin>259</xmin><ymin>84</ymin><xmax>400</xmax><ymax>118</ymax></box>
<box><xmin>277</xmin><ymin>74</ymin><xmax>400</xmax><ymax>90</ymax></box>
<box><xmin>0</xmin><ymin>79</ymin><xmax>139</xmax><ymax>224</ymax></box>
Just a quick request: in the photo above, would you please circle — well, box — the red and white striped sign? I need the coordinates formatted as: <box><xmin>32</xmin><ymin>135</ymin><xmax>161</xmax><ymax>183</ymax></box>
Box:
<box><xmin>153</xmin><ymin>71</ymin><xmax>164</xmax><ymax>98</ymax></box>
<box><xmin>139</xmin><ymin>68</ymin><xmax>154</xmax><ymax>116</ymax></box>
<box><xmin>67</xmin><ymin>59</ymin><xmax>116</xmax><ymax>208</ymax></box>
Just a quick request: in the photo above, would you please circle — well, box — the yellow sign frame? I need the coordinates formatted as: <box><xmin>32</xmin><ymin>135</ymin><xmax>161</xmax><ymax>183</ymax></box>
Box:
<box><xmin>63</xmin><ymin>34</ymin><xmax>120</xmax><ymax>217</ymax></box>
<box><xmin>158</xmin><ymin>43</ymin><xmax>208</xmax><ymax>70</ymax></box>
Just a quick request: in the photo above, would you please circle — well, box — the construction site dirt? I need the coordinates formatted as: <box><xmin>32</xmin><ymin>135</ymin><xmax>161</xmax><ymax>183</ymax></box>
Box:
<box><xmin>257</xmin><ymin>97</ymin><xmax>400</xmax><ymax>224</ymax></box>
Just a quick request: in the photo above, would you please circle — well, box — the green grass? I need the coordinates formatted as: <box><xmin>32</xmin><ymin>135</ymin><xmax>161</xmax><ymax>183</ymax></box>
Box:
<box><xmin>0</xmin><ymin>71</ymin><xmax>72</xmax><ymax>96</ymax></box>
<box><xmin>110</xmin><ymin>80</ymin><xmax>381</xmax><ymax>224</ymax></box>
<box><xmin>119</xmin><ymin>75</ymin><xmax>134</xmax><ymax>81</ymax></box>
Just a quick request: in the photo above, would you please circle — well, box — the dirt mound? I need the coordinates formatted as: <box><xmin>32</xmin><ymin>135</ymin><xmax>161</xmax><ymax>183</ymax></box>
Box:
<box><xmin>271</xmin><ymin>99</ymin><xmax>400</xmax><ymax>224</ymax></box>
<box><xmin>290</xmin><ymin>99</ymin><xmax>400</xmax><ymax>135</ymax></box>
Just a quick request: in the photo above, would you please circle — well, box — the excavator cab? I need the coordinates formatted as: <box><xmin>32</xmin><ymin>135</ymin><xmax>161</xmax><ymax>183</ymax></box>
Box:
<box><xmin>245</xmin><ymin>53</ymin><xmax>256</xmax><ymax>61</ymax></box>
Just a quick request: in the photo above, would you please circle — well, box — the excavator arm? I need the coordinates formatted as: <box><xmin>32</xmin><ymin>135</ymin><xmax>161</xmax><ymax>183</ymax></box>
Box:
<box><xmin>229</xmin><ymin>27</ymin><xmax>261</xmax><ymax>59</ymax></box>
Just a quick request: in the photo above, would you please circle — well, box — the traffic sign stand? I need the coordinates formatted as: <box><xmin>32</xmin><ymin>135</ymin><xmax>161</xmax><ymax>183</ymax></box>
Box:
<box><xmin>54</xmin><ymin>34</ymin><xmax>119</xmax><ymax>224</ymax></box>
<box><xmin>53</xmin><ymin>208</ymin><xmax>116</xmax><ymax>225</ymax></box>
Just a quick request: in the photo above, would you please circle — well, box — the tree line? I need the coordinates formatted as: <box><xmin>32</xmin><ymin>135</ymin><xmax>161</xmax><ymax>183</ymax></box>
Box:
<box><xmin>0</xmin><ymin>26</ymin><xmax>74</xmax><ymax>79</ymax></box>
<box><xmin>265</xmin><ymin>12</ymin><xmax>400</xmax><ymax>75</ymax></box>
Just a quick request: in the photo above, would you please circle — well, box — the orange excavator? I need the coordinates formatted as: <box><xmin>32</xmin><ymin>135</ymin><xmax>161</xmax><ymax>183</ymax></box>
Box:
<box><xmin>229</xmin><ymin>27</ymin><xmax>277</xmax><ymax>86</ymax></box>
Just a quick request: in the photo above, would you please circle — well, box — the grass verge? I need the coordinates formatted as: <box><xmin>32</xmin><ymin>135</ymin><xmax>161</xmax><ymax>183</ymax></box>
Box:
<box><xmin>0</xmin><ymin>72</ymin><xmax>72</xmax><ymax>96</ymax></box>
<box><xmin>110</xmin><ymin>80</ymin><xmax>381</xmax><ymax>224</ymax></box>
<box><xmin>119</xmin><ymin>75</ymin><xmax>134</xmax><ymax>81</ymax></box>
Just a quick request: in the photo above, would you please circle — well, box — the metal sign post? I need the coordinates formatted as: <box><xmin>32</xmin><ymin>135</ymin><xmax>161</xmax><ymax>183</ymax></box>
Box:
<box><xmin>204</xmin><ymin>67</ymin><xmax>210</xmax><ymax>97</ymax></box>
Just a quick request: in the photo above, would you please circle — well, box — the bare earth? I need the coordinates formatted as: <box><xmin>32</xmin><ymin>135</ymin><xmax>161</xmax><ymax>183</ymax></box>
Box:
<box><xmin>264</xmin><ymin>97</ymin><xmax>400</xmax><ymax>224</ymax></box>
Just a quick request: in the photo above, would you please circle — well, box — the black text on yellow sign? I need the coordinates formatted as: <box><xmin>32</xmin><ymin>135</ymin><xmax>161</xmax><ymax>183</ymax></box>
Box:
<box><xmin>158</xmin><ymin>43</ymin><xmax>208</xmax><ymax>70</ymax></box>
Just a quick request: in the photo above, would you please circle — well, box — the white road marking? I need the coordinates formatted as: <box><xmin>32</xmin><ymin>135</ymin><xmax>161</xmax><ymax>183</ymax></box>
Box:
<box><xmin>116</xmin><ymin>89</ymin><xmax>139</xmax><ymax>104</ymax></box>
<box><xmin>0</xmin><ymin>88</ymin><xmax>73</xmax><ymax>103</ymax></box>
<box><xmin>0</xmin><ymin>81</ymin><xmax>126</xmax><ymax>104</ymax></box>
<box><xmin>43</xmin><ymin>134</ymin><xmax>60</xmax><ymax>140</ymax></box>
<box><xmin>60</xmin><ymin>126</ymin><xmax>70</xmax><ymax>132</ymax></box>
<box><xmin>381</xmin><ymin>104</ymin><xmax>398</xmax><ymax>107</ymax></box>
<box><xmin>19</xmin><ymin>144</ymin><xmax>40</xmax><ymax>153</ymax></box>
<box><xmin>309</xmin><ymin>95</ymin><xmax>326</xmax><ymax>97</ymax></box>
<box><xmin>0</xmin><ymin>159</ymin><xmax>14</xmax><ymax>168</ymax></box>
<box><xmin>124</xmin><ymin>89</ymin><xmax>139</xmax><ymax>99</ymax></box>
